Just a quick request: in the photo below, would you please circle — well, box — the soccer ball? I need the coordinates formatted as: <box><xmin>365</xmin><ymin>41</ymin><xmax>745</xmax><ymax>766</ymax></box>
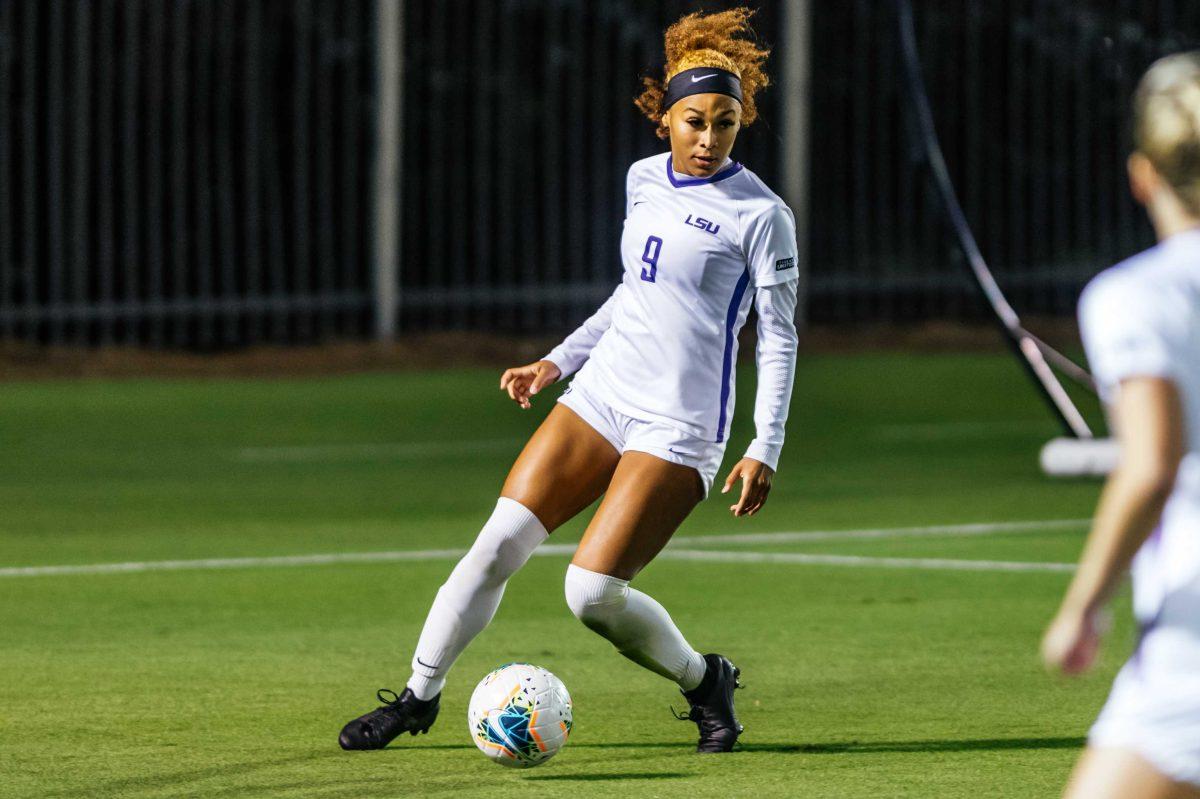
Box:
<box><xmin>467</xmin><ymin>663</ymin><xmax>573</xmax><ymax>768</ymax></box>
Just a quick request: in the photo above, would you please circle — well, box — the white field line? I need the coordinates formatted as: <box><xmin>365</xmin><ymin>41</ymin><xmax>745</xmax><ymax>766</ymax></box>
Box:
<box><xmin>875</xmin><ymin>420</ymin><xmax>1052</xmax><ymax>441</ymax></box>
<box><xmin>669</xmin><ymin>518</ymin><xmax>1090</xmax><ymax>548</ymax></box>
<box><xmin>0</xmin><ymin>549</ymin><xmax>482</xmax><ymax>578</ymax></box>
<box><xmin>658</xmin><ymin>549</ymin><xmax>1076</xmax><ymax>573</ymax></box>
<box><xmin>0</xmin><ymin>519</ymin><xmax>1084</xmax><ymax>579</ymax></box>
<box><xmin>235</xmin><ymin>438</ymin><xmax>524</xmax><ymax>462</ymax></box>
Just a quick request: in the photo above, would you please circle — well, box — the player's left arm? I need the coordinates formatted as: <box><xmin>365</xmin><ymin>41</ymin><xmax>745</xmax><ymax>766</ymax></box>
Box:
<box><xmin>1042</xmin><ymin>275</ymin><xmax>1187</xmax><ymax>673</ymax></box>
<box><xmin>1042</xmin><ymin>375</ymin><xmax>1185</xmax><ymax>674</ymax></box>
<box><xmin>723</xmin><ymin>202</ymin><xmax>800</xmax><ymax>517</ymax></box>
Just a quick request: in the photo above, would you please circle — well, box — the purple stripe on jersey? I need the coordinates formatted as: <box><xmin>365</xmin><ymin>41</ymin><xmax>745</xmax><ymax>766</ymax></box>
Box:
<box><xmin>665</xmin><ymin>155</ymin><xmax>745</xmax><ymax>188</ymax></box>
<box><xmin>716</xmin><ymin>269</ymin><xmax>752</xmax><ymax>443</ymax></box>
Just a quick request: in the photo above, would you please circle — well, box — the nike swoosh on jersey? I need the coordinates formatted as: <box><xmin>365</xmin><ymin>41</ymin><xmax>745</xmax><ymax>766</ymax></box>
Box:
<box><xmin>690</xmin><ymin>73</ymin><xmax>718</xmax><ymax>83</ymax></box>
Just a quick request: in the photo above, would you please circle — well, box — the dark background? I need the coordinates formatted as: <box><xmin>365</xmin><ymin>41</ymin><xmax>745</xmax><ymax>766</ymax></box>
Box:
<box><xmin>3</xmin><ymin>1</ymin><xmax>1200</xmax><ymax>348</ymax></box>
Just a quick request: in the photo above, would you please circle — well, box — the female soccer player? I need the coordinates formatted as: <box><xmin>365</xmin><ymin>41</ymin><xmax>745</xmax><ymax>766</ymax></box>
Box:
<box><xmin>339</xmin><ymin>8</ymin><xmax>798</xmax><ymax>754</ymax></box>
<box><xmin>1042</xmin><ymin>52</ymin><xmax>1200</xmax><ymax>799</ymax></box>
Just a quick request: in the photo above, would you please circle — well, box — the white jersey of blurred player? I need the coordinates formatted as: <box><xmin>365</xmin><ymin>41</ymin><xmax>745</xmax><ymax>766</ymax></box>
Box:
<box><xmin>1079</xmin><ymin>227</ymin><xmax>1200</xmax><ymax>788</ymax></box>
<box><xmin>548</xmin><ymin>153</ymin><xmax>798</xmax><ymax>484</ymax></box>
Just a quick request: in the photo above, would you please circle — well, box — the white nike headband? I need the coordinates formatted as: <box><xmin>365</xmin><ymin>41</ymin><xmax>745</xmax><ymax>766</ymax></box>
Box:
<box><xmin>661</xmin><ymin>66</ymin><xmax>743</xmax><ymax>111</ymax></box>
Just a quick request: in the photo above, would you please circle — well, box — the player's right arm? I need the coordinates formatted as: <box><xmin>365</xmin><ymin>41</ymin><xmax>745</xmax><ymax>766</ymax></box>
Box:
<box><xmin>500</xmin><ymin>283</ymin><xmax>625</xmax><ymax>409</ymax></box>
<box><xmin>503</xmin><ymin>163</ymin><xmax>640</xmax><ymax>409</ymax></box>
<box><xmin>541</xmin><ymin>283</ymin><xmax>625</xmax><ymax>379</ymax></box>
<box><xmin>499</xmin><ymin>360</ymin><xmax>561</xmax><ymax>409</ymax></box>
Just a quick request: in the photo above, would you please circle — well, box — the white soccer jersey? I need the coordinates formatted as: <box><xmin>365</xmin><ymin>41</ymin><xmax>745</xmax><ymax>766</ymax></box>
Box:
<box><xmin>546</xmin><ymin>153</ymin><xmax>800</xmax><ymax>458</ymax></box>
<box><xmin>1079</xmin><ymin>228</ymin><xmax>1200</xmax><ymax>626</ymax></box>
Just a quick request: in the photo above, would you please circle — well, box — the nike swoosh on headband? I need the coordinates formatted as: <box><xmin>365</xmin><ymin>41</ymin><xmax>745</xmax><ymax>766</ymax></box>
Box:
<box><xmin>663</xmin><ymin>67</ymin><xmax>743</xmax><ymax>110</ymax></box>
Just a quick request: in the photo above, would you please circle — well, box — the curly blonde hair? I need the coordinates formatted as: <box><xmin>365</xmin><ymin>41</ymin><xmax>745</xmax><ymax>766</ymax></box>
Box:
<box><xmin>1134</xmin><ymin>52</ymin><xmax>1200</xmax><ymax>214</ymax></box>
<box><xmin>635</xmin><ymin>7</ymin><xmax>771</xmax><ymax>140</ymax></box>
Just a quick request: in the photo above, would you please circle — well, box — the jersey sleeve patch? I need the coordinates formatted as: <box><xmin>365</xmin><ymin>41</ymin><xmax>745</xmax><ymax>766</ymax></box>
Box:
<box><xmin>742</xmin><ymin>201</ymin><xmax>799</xmax><ymax>288</ymax></box>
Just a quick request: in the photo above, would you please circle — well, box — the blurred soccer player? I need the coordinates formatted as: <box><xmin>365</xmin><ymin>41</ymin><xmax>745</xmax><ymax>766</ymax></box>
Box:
<box><xmin>338</xmin><ymin>8</ymin><xmax>798</xmax><ymax>754</ymax></box>
<box><xmin>1042</xmin><ymin>52</ymin><xmax>1200</xmax><ymax>799</ymax></box>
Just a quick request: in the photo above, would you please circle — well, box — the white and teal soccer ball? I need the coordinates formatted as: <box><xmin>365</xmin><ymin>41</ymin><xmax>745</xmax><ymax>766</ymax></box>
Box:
<box><xmin>467</xmin><ymin>663</ymin><xmax>573</xmax><ymax>768</ymax></box>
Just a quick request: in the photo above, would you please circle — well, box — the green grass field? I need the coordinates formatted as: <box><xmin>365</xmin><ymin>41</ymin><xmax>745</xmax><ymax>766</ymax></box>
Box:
<box><xmin>1</xmin><ymin>353</ymin><xmax>1131</xmax><ymax>798</ymax></box>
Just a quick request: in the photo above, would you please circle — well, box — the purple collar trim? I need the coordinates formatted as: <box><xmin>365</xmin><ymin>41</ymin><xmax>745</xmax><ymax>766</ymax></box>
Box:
<box><xmin>665</xmin><ymin>155</ymin><xmax>744</xmax><ymax>188</ymax></box>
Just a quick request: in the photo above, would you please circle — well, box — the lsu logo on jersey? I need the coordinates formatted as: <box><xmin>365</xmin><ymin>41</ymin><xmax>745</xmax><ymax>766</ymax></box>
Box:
<box><xmin>684</xmin><ymin>214</ymin><xmax>720</xmax><ymax>235</ymax></box>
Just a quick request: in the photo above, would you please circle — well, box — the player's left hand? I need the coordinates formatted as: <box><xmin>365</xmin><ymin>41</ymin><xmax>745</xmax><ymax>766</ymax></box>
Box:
<box><xmin>721</xmin><ymin>458</ymin><xmax>773</xmax><ymax>517</ymax></box>
<box><xmin>1041</xmin><ymin>605</ymin><xmax>1107</xmax><ymax>675</ymax></box>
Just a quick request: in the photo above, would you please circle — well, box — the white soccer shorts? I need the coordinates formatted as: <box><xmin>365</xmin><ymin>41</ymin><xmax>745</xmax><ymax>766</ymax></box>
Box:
<box><xmin>557</xmin><ymin>379</ymin><xmax>727</xmax><ymax>498</ymax></box>
<box><xmin>1089</xmin><ymin>623</ymin><xmax>1200</xmax><ymax>788</ymax></box>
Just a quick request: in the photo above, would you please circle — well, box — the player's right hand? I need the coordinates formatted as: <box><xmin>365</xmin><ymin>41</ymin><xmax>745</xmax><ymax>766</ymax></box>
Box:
<box><xmin>500</xmin><ymin>360</ymin><xmax>562</xmax><ymax>409</ymax></box>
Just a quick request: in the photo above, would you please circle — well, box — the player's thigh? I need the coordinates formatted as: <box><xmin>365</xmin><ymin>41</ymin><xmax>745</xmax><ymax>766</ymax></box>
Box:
<box><xmin>1064</xmin><ymin>747</ymin><xmax>1200</xmax><ymax>799</ymax></box>
<box><xmin>500</xmin><ymin>403</ymin><xmax>620</xmax><ymax>533</ymax></box>
<box><xmin>571</xmin><ymin>450</ymin><xmax>703</xmax><ymax>580</ymax></box>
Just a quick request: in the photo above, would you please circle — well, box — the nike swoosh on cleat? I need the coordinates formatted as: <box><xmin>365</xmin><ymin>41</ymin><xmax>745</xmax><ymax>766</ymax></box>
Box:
<box><xmin>416</xmin><ymin>657</ymin><xmax>441</xmax><ymax>670</ymax></box>
<box><xmin>691</xmin><ymin>73</ymin><xmax>718</xmax><ymax>83</ymax></box>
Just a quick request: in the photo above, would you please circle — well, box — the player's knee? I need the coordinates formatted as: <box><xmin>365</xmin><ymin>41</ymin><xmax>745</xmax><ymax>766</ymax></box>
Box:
<box><xmin>564</xmin><ymin>564</ymin><xmax>628</xmax><ymax>631</ymax></box>
<box><xmin>463</xmin><ymin>535</ymin><xmax>519</xmax><ymax>584</ymax></box>
<box><xmin>459</xmin><ymin>497</ymin><xmax>546</xmax><ymax>584</ymax></box>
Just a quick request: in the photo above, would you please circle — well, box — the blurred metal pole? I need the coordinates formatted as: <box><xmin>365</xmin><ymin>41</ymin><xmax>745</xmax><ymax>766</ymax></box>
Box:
<box><xmin>373</xmin><ymin>0</ymin><xmax>401</xmax><ymax>340</ymax></box>
<box><xmin>781</xmin><ymin>0</ymin><xmax>812</xmax><ymax>332</ymax></box>
<box><xmin>0</xmin><ymin>0</ymin><xmax>11</xmax><ymax>340</ymax></box>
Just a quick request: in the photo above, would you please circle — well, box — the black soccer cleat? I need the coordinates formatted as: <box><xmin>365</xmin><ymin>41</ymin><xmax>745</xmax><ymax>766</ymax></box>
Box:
<box><xmin>338</xmin><ymin>687</ymin><xmax>440</xmax><ymax>751</ymax></box>
<box><xmin>674</xmin><ymin>653</ymin><xmax>744</xmax><ymax>753</ymax></box>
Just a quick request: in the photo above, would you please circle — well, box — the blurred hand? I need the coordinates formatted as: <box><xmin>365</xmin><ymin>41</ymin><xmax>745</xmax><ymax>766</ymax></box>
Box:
<box><xmin>1041</xmin><ymin>605</ymin><xmax>1107</xmax><ymax>675</ymax></box>
<box><xmin>721</xmin><ymin>458</ymin><xmax>773</xmax><ymax>517</ymax></box>
<box><xmin>499</xmin><ymin>360</ymin><xmax>562</xmax><ymax>409</ymax></box>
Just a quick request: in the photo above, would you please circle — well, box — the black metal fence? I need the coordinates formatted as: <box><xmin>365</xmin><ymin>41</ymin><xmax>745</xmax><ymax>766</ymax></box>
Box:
<box><xmin>807</xmin><ymin>1</ymin><xmax>1200</xmax><ymax>323</ymax></box>
<box><xmin>396</xmin><ymin>0</ymin><xmax>786</xmax><ymax>333</ymax></box>
<box><xmin>0</xmin><ymin>0</ymin><xmax>375</xmax><ymax>347</ymax></box>
<box><xmin>3</xmin><ymin>1</ymin><xmax>1200</xmax><ymax>346</ymax></box>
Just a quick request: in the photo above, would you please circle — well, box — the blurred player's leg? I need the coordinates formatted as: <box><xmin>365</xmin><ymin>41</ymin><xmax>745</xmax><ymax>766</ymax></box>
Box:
<box><xmin>339</xmin><ymin>404</ymin><xmax>619</xmax><ymax>750</ymax></box>
<box><xmin>565</xmin><ymin>452</ymin><xmax>742</xmax><ymax>752</ymax></box>
<box><xmin>1064</xmin><ymin>748</ymin><xmax>1200</xmax><ymax>799</ymax></box>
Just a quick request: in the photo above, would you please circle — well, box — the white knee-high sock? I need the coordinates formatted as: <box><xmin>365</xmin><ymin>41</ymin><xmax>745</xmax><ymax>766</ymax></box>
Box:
<box><xmin>406</xmin><ymin>497</ymin><xmax>548</xmax><ymax>700</ymax></box>
<box><xmin>563</xmin><ymin>563</ymin><xmax>707</xmax><ymax>691</ymax></box>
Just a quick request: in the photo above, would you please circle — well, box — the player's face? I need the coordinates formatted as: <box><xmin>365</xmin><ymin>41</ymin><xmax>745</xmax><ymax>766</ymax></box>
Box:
<box><xmin>663</xmin><ymin>94</ymin><xmax>742</xmax><ymax>177</ymax></box>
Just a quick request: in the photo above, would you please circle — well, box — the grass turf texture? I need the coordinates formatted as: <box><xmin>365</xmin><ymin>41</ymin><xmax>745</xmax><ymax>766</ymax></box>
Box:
<box><xmin>1</xmin><ymin>353</ymin><xmax>1126</xmax><ymax>798</ymax></box>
